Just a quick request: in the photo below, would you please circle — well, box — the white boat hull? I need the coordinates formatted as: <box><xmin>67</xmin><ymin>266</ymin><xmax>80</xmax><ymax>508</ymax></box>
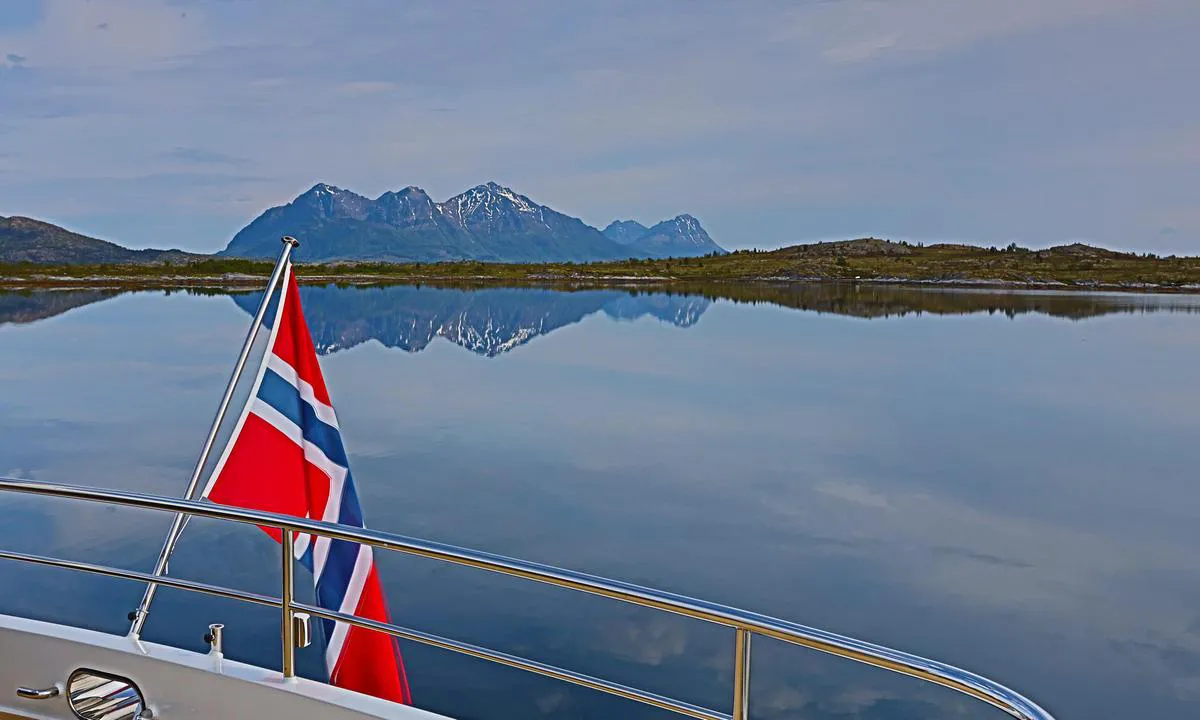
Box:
<box><xmin>0</xmin><ymin>614</ymin><xmax>450</xmax><ymax>720</ymax></box>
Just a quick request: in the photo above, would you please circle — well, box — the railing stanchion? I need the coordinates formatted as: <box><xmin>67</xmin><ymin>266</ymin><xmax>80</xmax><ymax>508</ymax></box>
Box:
<box><xmin>733</xmin><ymin>628</ymin><xmax>751</xmax><ymax>720</ymax></box>
<box><xmin>281</xmin><ymin>528</ymin><xmax>296</xmax><ymax>679</ymax></box>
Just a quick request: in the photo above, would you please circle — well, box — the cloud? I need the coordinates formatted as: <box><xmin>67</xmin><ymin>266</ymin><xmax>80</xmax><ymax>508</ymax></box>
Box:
<box><xmin>0</xmin><ymin>1</ymin><xmax>201</xmax><ymax>74</ymax></box>
<box><xmin>931</xmin><ymin>545</ymin><xmax>1034</xmax><ymax>570</ymax></box>
<box><xmin>783</xmin><ymin>0</ymin><xmax>1142</xmax><ymax>64</ymax></box>
<box><xmin>816</xmin><ymin>481</ymin><xmax>891</xmax><ymax>509</ymax></box>
<box><xmin>591</xmin><ymin>616</ymin><xmax>689</xmax><ymax>666</ymax></box>
<box><xmin>0</xmin><ymin>0</ymin><xmax>1198</xmax><ymax>252</ymax></box>
<box><xmin>336</xmin><ymin>81</ymin><xmax>397</xmax><ymax>96</ymax></box>
<box><xmin>163</xmin><ymin>146</ymin><xmax>249</xmax><ymax>167</ymax></box>
<box><xmin>822</xmin><ymin>34</ymin><xmax>900</xmax><ymax>63</ymax></box>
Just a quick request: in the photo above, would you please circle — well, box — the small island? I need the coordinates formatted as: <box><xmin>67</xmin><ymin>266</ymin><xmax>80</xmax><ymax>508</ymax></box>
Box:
<box><xmin>3</xmin><ymin>238</ymin><xmax>1199</xmax><ymax>293</ymax></box>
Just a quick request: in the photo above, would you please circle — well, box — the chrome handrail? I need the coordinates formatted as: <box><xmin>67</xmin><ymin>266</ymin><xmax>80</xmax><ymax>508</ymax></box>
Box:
<box><xmin>0</xmin><ymin>477</ymin><xmax>1056</xmax><ymax>720</ymax></box>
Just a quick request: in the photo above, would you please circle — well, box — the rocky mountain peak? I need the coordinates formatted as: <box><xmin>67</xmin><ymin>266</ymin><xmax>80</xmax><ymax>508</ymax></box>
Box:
<box><xmin>368</xmin><ymin>186</ymin><xmax>441</xmax><ymax>225</ymax></box>
<box><xmin>293</xmin><ymin>182</ymin><xmax>371</xmax><ymax>220</ymax></box>
<box><xmin>442</xmin><ymin>182</ymin><xmax>542</xmax><ymax>224</ymax></box>
<box><xmin>377</xmin><ymin>185</ymin><xmax>430</xmax><ymax>199</ymax></box>
<box><xmin>649</xmin><ymin>214</ymin><xmax>713</xmax><ymax>248</ymax></box>
<box><xmin>602</xmin><ymin>214</ymin><xmax>725</xmax><ymax>258</ymax></box>
<box><xmin>603</xmin><ymin>220</ymin><xmax>650</xmax><ymax>245</ymax></box>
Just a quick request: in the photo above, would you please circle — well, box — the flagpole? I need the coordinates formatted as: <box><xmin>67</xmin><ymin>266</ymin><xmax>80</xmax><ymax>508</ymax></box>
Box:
<box><xmin>128</xmin><ymin>236</ymin><xmax>299</xmax><ymax>639</ymax></box>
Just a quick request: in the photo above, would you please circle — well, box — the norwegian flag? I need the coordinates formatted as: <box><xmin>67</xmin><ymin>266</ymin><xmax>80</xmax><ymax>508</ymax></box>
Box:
<box><xmin>202</xmin><ymin>267</ymin><xmax>411</xmax><ymax>704</ymax></box>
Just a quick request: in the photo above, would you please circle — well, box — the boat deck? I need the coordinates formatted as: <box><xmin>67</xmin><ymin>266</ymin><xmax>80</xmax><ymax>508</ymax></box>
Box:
<box><xmin>1</xmin><ymin>613</ymin><xmax>449</xmax><ymax>720</ymax></box>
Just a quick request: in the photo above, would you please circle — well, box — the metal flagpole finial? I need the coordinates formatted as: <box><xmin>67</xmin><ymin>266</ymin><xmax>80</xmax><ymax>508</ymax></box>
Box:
<box><xmin>282</xmin><ymin>235</ymin><xmax>300</xmax><ymax>248</ymax></box>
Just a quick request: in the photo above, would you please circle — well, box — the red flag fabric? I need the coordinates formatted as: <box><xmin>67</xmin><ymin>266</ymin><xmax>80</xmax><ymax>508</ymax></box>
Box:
<box><xmin>203</xmin><ymin>269</ymin><xmax>412</xmax><ymax>704</ymax></box>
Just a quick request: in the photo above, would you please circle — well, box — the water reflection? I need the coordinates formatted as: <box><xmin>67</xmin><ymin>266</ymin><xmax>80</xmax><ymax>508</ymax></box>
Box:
<box><xmin>0</xmin><ymin>283</ymin><xmax>1198</xmax><ymax>719</ymax></box>
<box><xmin>5</xmin><ymin>282</ymin><xmax>1200</xmax><ymax>353</ymax></box>
<box><xmin>231</xmin><ymin>286</ymin><xmax>710</xmax><ymax>356</ymax></box>
<box><xmin>677</xmin><ymin>282</ymin><xmax>1200</xmax><ymax>320</ymax></box>
<box><xmin>0</xmin><ymin>288</ymin><xmax>121</xmax><ymax>326</ymax></box>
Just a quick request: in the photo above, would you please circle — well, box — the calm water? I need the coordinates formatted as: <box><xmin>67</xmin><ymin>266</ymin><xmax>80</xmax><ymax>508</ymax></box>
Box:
<box><xmin>1</xmin><ymin>283</ymin><xmax>1199</xmax><ymax>719</ymax></box>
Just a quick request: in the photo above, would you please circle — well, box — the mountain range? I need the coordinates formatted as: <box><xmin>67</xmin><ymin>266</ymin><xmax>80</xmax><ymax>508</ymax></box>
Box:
<box><xmin>220</xmin><ymin>182</ymin><xmax>726</xmax><ymax>263</ymax></box>
<box><xmin>0</xmin><ymin>183</ymin><xmax>724</xmax><ymax>265</ymax></box>
<box><xmin>602</xmin><ymin>215</ymin><xmax>720</xmax><ymax>258</ymax></box>
<box><xmin>0</xmin><ymin>216</ymin><xmax>196</xmax><ymax>265</ymax></box>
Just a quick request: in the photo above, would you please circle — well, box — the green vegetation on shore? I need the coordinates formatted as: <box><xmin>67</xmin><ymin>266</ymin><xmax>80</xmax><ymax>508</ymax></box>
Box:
<box><xmin>3</xmin><ymin>239</ymin><xmax>1199</xmax><ymax>291</ymax></box>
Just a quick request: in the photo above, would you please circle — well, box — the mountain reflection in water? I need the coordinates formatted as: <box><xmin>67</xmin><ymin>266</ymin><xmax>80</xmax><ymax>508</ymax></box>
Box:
<box><xmin>230</xmin><ymin>286</ymin><xmax>710</xmax><ymax>356</ymax></box>
<box><xmin>0</xmin><ymin>289</ymin><xmax>122</xmax><ymax>326</ymax></box>
<box><xmin>5</xmin><ymin>283</ymin><xmax>1199</xmax><ymax>356</ymax></box>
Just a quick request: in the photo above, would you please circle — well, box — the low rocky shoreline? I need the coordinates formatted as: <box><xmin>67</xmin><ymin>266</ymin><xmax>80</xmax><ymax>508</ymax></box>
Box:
<box><xmin>3</xmin><ymin>272</ymin><xmax>1200</xmax><ymax>294</ymax></box>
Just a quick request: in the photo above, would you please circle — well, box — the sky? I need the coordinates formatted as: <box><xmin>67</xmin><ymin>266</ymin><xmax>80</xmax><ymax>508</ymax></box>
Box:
<box><xmin>0</xmin><ymin>0</ymin><xmax>1198</xmax><ymax>255</ymax></box>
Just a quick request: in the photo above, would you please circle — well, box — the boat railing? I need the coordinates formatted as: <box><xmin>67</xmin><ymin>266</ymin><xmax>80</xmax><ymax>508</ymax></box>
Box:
<box><xmin>0</xmin><ymin>477</ymin><xmax>1055</xmax><ymax>720</ymax></box>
